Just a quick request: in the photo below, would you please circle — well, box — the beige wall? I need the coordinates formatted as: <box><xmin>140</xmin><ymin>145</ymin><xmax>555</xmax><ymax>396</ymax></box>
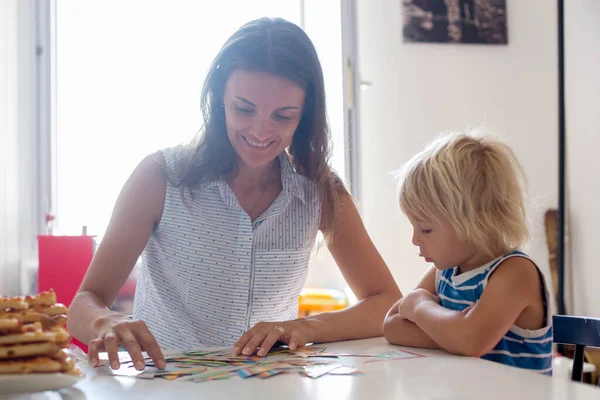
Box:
<box><xmin>354</xmin><ymin>0</ymin><xmax>559</xmax><ymax>301</ymax></box>
<box><xmin>565</xmin><ymin>0</ymin><xmax>600</xmax><ymax>317</ymax></box>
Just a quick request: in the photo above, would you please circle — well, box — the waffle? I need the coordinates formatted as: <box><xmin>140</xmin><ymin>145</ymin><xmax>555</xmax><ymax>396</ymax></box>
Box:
<box><xmin>0</xmin><ymin>289</ymin><xmax>78</xmax><ymax>375</ymax></box>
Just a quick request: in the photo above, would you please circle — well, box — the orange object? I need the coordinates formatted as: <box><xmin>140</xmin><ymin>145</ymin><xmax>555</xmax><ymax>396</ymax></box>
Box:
<box><xmin>298</xmin><ymin>288</ymin><xmax>348</xmax><ymax>317</ymax></box>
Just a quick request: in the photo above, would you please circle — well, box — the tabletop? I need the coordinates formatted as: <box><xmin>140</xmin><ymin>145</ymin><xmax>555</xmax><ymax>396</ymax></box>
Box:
<box><xmin>2</xmin><ymin>337</ymin><xmax>598</xmax><ymax>400</ymax></box>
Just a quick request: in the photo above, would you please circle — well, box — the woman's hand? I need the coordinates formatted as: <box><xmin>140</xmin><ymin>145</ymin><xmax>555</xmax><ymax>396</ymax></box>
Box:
<box><xmin>232</xmin><ymin>319</ymin><xmax>314</xmax><ymax>357</ymax></box>
<box><xmin>397</xmin><ymin>288</ymin><xmax>440</xmax><ymax>321</ymax></box>
<box><xmin>87</xmin><ymin>314</ymin><xmax>166</xmax><ymax>371</ymax></box>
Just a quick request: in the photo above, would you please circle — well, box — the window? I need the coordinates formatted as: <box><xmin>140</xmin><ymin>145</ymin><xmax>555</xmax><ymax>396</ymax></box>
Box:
<box><xmin>52</xmin><ymin>0</ymin><xmax>345</xmax><ymax>239</ymax></box>
<box><xmin>51</xmin><ymin>1</ymin><xmax>346</xmax><ymax>312</ymax></box>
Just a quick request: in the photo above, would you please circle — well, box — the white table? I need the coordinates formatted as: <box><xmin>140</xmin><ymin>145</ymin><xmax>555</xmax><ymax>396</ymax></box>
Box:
<box><xmin>2</xmin><ymin>338</ymin><xmax>598</xmax><ymax>400</ymax></box>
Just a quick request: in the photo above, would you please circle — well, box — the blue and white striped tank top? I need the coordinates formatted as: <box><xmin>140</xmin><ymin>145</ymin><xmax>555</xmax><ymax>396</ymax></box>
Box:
<box><xmin>133</xmin><ymin>146</ymin><xmax>321</xmax><ymax>350</ymax></box>
<box><xmin>435</xmin><ymin>251</ymin><xmax>553</xmax><ymax>375</ymax></box>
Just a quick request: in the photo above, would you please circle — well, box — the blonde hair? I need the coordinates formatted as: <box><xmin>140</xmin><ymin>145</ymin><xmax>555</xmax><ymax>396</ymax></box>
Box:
<box><xmin>396</xmin><ymin>131</ymin><xmax>529</xmax><ymax>258</ymax></box>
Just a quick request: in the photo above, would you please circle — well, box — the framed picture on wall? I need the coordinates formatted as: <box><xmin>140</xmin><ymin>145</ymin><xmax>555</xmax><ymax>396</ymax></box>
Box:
<box><xmin>402</xmin><ymin>0</ymin><xmax>508</xmax><ymax>44</ymax></box>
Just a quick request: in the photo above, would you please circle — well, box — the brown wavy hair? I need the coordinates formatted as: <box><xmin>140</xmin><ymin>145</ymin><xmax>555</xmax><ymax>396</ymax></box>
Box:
<box><xmin>172</xmin><ymin>17</ymin><xmax>344</xmax><ymax>238</ymax></box>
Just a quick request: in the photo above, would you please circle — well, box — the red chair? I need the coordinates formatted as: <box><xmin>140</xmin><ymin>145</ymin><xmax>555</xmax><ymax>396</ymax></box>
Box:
<box><xmin>38</xmin><ymin>235</ymin><xmax>94</xmax><ymax>352</ymax></box>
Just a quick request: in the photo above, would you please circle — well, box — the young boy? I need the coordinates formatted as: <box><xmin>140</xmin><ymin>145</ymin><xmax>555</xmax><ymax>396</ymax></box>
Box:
<box><xmin>383</xmin><ymin>132</ymin><xmax>553</xmax><ymax>375</ymax></box>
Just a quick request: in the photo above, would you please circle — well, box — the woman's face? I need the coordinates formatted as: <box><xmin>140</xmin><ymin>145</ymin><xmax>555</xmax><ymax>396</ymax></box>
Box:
<box><xmin>223</xmin><ymin>69</ymin><xmax>306</xmax><ymax>169</ymax></box>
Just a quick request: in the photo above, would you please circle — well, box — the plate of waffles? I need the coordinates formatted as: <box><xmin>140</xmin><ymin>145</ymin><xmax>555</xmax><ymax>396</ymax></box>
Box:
<box><xmin>0</xmin><ymin>289</ymin><xmax>86</xmax><ymax>394</ymax></box>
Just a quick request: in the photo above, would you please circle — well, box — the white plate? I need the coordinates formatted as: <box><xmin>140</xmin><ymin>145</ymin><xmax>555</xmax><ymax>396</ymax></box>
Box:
<box><xmin>0</xmin><ymin>370</ymin><xmax>84</xmax><ymax>395</ymax></box>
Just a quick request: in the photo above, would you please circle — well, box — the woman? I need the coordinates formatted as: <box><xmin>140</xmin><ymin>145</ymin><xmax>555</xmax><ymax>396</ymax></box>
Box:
<box><xmin>67</xmin><ymin>17</ymin><xmax>401</xmax><ymax>371</ymax></box>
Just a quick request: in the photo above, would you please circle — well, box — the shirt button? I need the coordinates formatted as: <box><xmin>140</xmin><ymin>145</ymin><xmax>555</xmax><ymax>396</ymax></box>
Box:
<box><xmin>239</xmin><ymin>278</ymin><xmax>245</xmax><ymax>284</ymax></box>
<box><xmin>236</xmin><ymin>321</ymin><xmax>243</xmax><ymax>327</ymax></box>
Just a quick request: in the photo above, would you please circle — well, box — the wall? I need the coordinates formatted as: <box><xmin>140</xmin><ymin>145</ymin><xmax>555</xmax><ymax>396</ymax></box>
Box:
<box><xmin>355</xmin><ymin>0</ymin><xmax>559</xmax><ymax>302</ymax></box>
<box><xmin>565</xmin><ymin>0</ymin><xmax>600</xmax><ymax>317</ymax></box>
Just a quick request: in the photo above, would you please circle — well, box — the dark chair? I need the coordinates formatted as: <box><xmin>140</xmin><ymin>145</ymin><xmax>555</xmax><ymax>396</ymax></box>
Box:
<box><xmin>553</xmin><ymin>315</ymin><xmax>600</xmax><ymax>382</ymax></box>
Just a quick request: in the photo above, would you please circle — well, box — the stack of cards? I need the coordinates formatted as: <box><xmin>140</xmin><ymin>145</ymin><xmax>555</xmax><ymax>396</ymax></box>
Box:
<box><xmin>100</xmin><ymin>345</ymin><xmax>423</xmax><ymax>382</ymax></box>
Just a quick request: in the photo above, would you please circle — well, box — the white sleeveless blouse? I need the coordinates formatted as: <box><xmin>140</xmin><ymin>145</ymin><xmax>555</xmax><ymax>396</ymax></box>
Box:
<box><xmin>133</xmin><ymin>147</ymin><xmax>321</xmax><ymax>349</ymax></box>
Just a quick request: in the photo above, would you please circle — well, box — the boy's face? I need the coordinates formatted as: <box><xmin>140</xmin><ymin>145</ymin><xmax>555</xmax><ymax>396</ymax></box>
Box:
<box><xmin>409</xmin><ymin>214</ymin><xmax>487</xmax><ymax>273</ymax></box>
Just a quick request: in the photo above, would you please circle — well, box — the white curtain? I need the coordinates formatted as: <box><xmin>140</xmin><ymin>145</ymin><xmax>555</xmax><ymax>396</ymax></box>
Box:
<box><xmin>0</xmin><ymin>0</ymin><xmax>22</xmax><ymax>295</ymax></box>
<box><xmin>0</xmin><ymin>0</ymin><xmax>43</xmax><ymax>296</ymax></box>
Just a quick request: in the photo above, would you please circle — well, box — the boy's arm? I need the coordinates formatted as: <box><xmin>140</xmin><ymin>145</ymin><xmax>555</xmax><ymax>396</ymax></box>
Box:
<box><xmin>406</xmin><ymin>257</ymin><xmax>541</xmax><ymax>357</ymax></box>
<box><xmin>383</xmin><ymin>266</ymin><xmax>441</xmax><ymax>349</ymax></box>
